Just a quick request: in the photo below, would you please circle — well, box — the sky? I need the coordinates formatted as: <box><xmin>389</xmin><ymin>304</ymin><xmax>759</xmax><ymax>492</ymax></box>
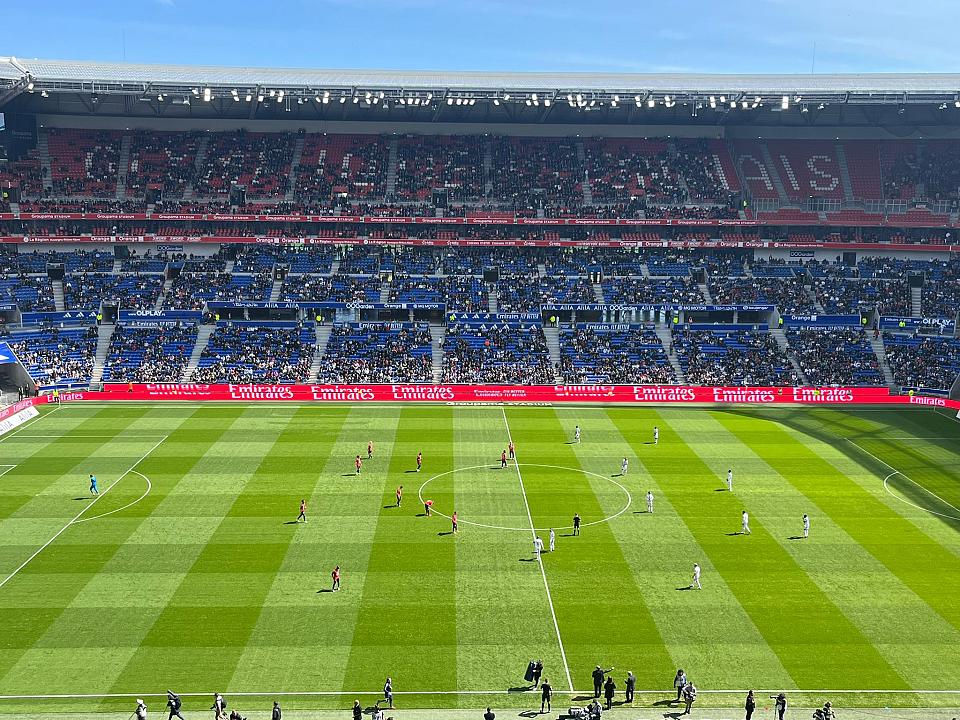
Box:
<box><xmin>3</xmin><ymin>0</ymin><xmax>959</xmax><ymax>75</ymax></box>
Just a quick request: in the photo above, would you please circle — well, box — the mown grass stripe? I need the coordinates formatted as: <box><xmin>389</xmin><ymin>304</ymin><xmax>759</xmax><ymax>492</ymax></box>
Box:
<box><xmin>713</xmin><ymin>409</ymin><xmax>960</xmax><ymax>635</ymax></box>
<box><xmin>341</xmin><ymin>407</ymin><xmax>458</xmax><ymax>706</ymax></box>
<box><xmin>504</xmin><ymin>406</ymin><xmax>673</xmax><ymax>692</ymax></box>
<box><xmin>608</xmin><ymin>407</ymin><xmax>908</xmax><ymax>691</ymax></box>
<box><xmin>557</xmin><ymin>406</ymin><xmax>797</xmax><ymax>691</ymax></box>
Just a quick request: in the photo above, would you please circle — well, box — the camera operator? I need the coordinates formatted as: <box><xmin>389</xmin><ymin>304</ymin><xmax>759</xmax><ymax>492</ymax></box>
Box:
<box><xmin>772</xmin><ymin>693</ymin><xmax>787</xmax><ymax>720</ymax></box>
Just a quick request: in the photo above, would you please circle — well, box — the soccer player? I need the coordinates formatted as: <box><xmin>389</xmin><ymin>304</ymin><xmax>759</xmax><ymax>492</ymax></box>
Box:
<box><xmin>621</xmin><ymin>457</ymin><xmax>629</xmax><ymax>476</ymax></box>
<box><xmin>646</xmin><ymin>490</ymin><xmax>654</xmax><ymax>513</ymax></box>
<box><xmin>424</xmin><ymin>499</ymin><xmax>433</xmax><ymax>516</ymax></box>
<box><xmin>653</xmin><ymin>426</ymin><xmax>659</xmax><ymax>445</ymax></box>
<box><xmin>396</xmin><ymin>485</ymin><xmax>403</xmax><ymax>507</ymax></box>
<box><xmin>574</xmin><ymin>425</ymin><xmax>581</xmax><ymax>443</ymax></box>
<box><xmin>452</xmin><ymin>511</ymin><xmax>458</xmax><ymax>534</ymax></box>
<box><xmin>416</xmin><ymin>452</ymin><xmax>422</xmax><ymax>472</ymax></box>
<box><xmin>508</xmin><ymin>440</ymin><xmax>515</xmax><ymax>459</ymax></box>
<box><xmin>89</xmin><ymin>474</ymin><xmax>99</xmax><ymax>496</ymax></box>
<box><xmin>573</xmin><ymin>513</ymin><xmax>581</xmax><ymax>536</ymax></box>
<box><xmin>297</xmin><ymin>499</ymin><xmax>307</xmax><ymax>523</ymax></box>
<box><xmin>741</xmin><ymin>510</ymin><xmax>751</xmax><ymax>535</ymax></box>
<box><xmin>355</xmin><ymin>455</ymin><xmax>362</xmax><ymax>475</ymax></box>
<box><xmin>501</xmin><ymin>449</ymin><xmax>508</xmax><ymax>468</ymax></box>
<box><xmin>534</xmin><ymin>535</ymin><xmax>544</xmax><ymax>556</ymax></box>
<box><xmin>692</xmin><ymin>563</ymin><xmax>702</xmax><ymax>589</ymax></box>
<box><xmin>331</xmin><ymin>565</ymin><xmax>341</xmax><ymax>592</ymax></box>
<box><xmin>549</xmin><ymin>528</ymin><xmax>555</xmax><ymax>552</ymax></box>
<box><xmin>367</xmin><ymin>440</ymin><xmax>374</xmax><ymax>459</ymax></box>
<box><xmin>726</xmin><ymin>468</ymin><xmax>733</xmax><ymax>491</ymax></box>
<box><xmin>802</xmin><ymin>513</ymin><xmax>810</xmax><ymax>539</ymax></box>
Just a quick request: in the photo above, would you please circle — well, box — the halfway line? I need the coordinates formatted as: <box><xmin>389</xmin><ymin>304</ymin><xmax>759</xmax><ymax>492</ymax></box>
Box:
<box><xmin>500</xmin><ymin>406</ymin><xmax>574</xmax><ymax>692</ymax></box>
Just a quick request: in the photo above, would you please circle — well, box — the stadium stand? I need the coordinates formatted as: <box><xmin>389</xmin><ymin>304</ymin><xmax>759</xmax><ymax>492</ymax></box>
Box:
<box><xmin>557</xmin><ymin>325</ymin><xmax>675</xmax><ymax>383</ymax></box>
<box><xmin>102</xmin><ymin>324</ymin><xmax>199</xmax><ymax>382</ymax></box>
<box><xmin>316</xmin><ymin>323</ymin><xmax>433</xmax><ymax>383</ymax></box>
<box><xmin>193</xmin><ymin>325</ymin><xmax>314</xmax><ymax>383</ymax></box>
<box><xmin>441</xmin><ymin>322</ymin><xmax>554</xmax><ymax>384</ymax></box>
<box><xmin>883</xmin><ymin>333</ymin><xmax>960</xmax><ymax>391</ymax></box>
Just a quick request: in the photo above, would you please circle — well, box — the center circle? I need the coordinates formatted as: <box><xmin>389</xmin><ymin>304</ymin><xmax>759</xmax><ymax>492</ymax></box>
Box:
<box><xmin>417</xmin><ymin>463</ymin><xmax>633</xmax><ymax>532</ymax></box>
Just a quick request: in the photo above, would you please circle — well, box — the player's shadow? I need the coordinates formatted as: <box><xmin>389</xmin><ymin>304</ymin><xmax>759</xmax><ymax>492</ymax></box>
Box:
<box><xmin>519</xmin><ymin>557</ymin><xmax>535</xmax><ymax>562</ymax></box>
<box><xmin>316</xmin><ymin>589</ymin><xmax>334</xmax><ymax>593</ymax></box>
<box><xmin>283</xmin><ymin>520</ymin><xmax>299</xmax><ymax>525</ymax></box>
<box><xmin>652</xmin><ymin>699</ymin><xmax>677</xmax><ymax>707</ymax></box>
<box><xmin>675</xmin><ymin>586</ymin><xmax>693</xmax><ymax>591</ymax></box>
<box><xmin>724</xmin><ymin>532</ymin><xmax>741</xmax><ymax>536</ymax></box>
<box><xmin>788</xmin><ymin>535</ymin><xmax>804</xmax><ymax>540</ymax></box>
<box><xmin>382</xmin><ymin>504</ymin><xmax>397</xmax><ymax>509</ymax></box>
<box><xmin>663</xmin><ymin>712</ymin><xmax>687</xmax><ymax>719</ymax></box>
<box><xmin>416</xmin><ymin>513</ymin><xmax>428</xmax><ymax>517</ymax></box>
<box><xmin>518</xmin><ymin>711</ymin><xmax>540</xmax><ymax>718</ymax></box>
<box><xmin>572</xmin><ymin>695</ymin><xmax>594</xmax><ymax>702</ymax></box>
<box><xmin>340</xmin><ymin>473</ymin><xmax>357</xmax><ymax>477</ymax></box>
<box><xmin>714</xmin><ymin>488</ymin><xmax>727</xmax><ymax>492</ymax></box>
<box><xmin>73</xmin><ymin>497</ymin><xmax>90</xmax><ymax>501</ymax></box>
<box><xmin>438</xmin><ymin>531</ymin><xmax>454</xmax><ymax>536</ymax></box>
<box><xmin>633</xmin><ymin>510</ymin><xmax>650</xmax><ymax>514</ymax></box>
<box><xmin>404</xmin><ymin>469</ymin><xmax>419</xmax><ymax>473</ymax></box>
<box><xmin>565</xmin><ymin>441</ymin><xmax>578</xmax><ymax>445</ymax></box>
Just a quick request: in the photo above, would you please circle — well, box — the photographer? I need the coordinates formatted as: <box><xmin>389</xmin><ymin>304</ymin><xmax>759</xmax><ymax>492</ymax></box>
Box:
<box><xmin>167</xmin><ymin>691</ymin><xmax>185</xmax><ymax>720</ymax></box>
<box><xmin>772</xmin><ymin>693</ymin><xmax>787</xmax><ymax>720</ymax></box>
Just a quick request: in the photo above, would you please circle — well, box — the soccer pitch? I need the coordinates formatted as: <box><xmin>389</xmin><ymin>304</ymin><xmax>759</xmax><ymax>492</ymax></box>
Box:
<box><xmin>0</xmin><ymin>402</ymin><xmax>958</xmax><ymax>714</ymax></box>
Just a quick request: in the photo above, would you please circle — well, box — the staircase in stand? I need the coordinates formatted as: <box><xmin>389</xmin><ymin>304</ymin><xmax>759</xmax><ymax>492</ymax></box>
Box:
<box><xmin>870</xmin><ymin>334</ymin><xmax>896</xmax><ymax>386</ymax></box>
<box><xmin>269</xmin><ymin>277</ymin><xmax>284</xmax><ymax>303</ymax></box>
<box><xmin>699</xmin><ymin>281</ymin><xmax>712</xmax><ymax>304</ymax></box>
<box><xmin>543</xmin><ymin>325</ymin><xmax>563</xmax><ymax>383</ymax></box>
<box><xmin>758</xmin><ymin>142</ymin><xmax>790</xmax><ymax>204</ymax></box>
<box><xmin>89</xmin><ymin>323</ymin><xmax>116</xmax><ymax>388</ymax></box>
<box><xmin>385</xmin><ymin>136</ymin><xmax>399</xmax><ymax>197</ymax></box>
<box><xmin>37</xmin><ymin>130</ymin><xmax>53</xmax><ymax>193</ymax></box>
<box><xmin>576</xmin><ymin>139</ymin><xmax>593</xmax><ymax>206</ymax></box>
<box><xmin>182</xmin><ymin>324</ymin><xmax>216</xmax><ymax>382</ymax></box>
<box><xmin>592</xmin><ymin>283</ymin><xmax>605</xmax><ymax>303</ymax></box>
<box><xmin>835</xmin><ymin>143</ymin><xmax>856</xmax><ymax>204</ymax></box>
<box><xmin>378</xmin><ymin>280</ymin><xmax>392</xmax><ymax>304</ymax></box>
<box><xmin>182</xmin><ymin>134</ymin><xmax>210</xmax><ymax>200</ymax></box>
<box><xmin>487</xmin><ymin>283</ymin><xmax>499</xmax><ymax>314</ymax></box>
<box><xmin>654</xmin><ymin>324</ymin><xmax>686</xmax><ymax>383</ymax></box>
<box><xmin>285</xmin><ymin>134</ymin><xmax>306</xmax><ymax>201</ymax></box>
<box><xmin>806</xmin><ymin>287</ymin><xmax>825</xmax><ymax>313</ymax></box>
<box><xmin>911</xmin><ymin>286</ymin><xmax>923</xmax><ymax>317</ymax></box>
<box><xmin>537</xmin><ymin>262</ymin><xmax>547</xmax><ymax>278</ymax></box>
<box><xmin>430</xmin><ymin>325</ymin><xmax>446</xmax><ymax>384</ymax></box>
<box><xmin>115</xmin><ymin>133</ymin><xmax>132</xmax><ymax>200</ymax></box>
<box><xmin>155</xmin><ymin>277</ymin><xmax>173</xmax><ymax>311</ymax></box>
<box><xmin>308</xmin><ymin>324</ymin><xmax>333</xmax><ymax>383</ymax></box>
<box><xmin>52</xmin><ymin>280</ymin><xmax>65</xmax><ymax>312</ymax></box>
<box><xmin>482</xmin><ymin>139</ymin><xmax>494</xmax><ymax>198</ymax></box>
<box><xmin>770</xmin><ymin>326</ymin><xmax>809</xmax><ymax>385</ymax></box>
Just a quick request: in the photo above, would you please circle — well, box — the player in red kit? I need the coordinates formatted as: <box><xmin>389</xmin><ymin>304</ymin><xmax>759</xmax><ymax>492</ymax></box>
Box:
<box><xmin>508</xmin><ymin>441</ymin><xmax>515</xmax><ymax>459</ymax></box>
<box><xmin>416</xmin><ymin>452</ymin><xmax>422</xmax><ymax>472</ymax></box>
<box><xmin>331</xmin><ymin>565</ymin><xmax>341</xmax><ymax>591</ymax></box>
<box><xmin>452</xmin><ymin>511</ymin><xmax>458</xmax><ymax>534</ymax></box>
<box><xmin>396</xmin><ymin>485</ymin><xmax>403</xmax><ymax>507</ymax></box>
<box><xmin>367</xmin><ymin>441</ymin><xmax>374</xmax><ymax>459</ymax></box>
<box><xmin>501</xmin><ymin>450</ymin><xmax>508</xmax><ymax>468</ymax></box>
<box><xmin>355</xmin><ymin>455</ymin><xmax>362</xmax><ymax>475</ymax></box>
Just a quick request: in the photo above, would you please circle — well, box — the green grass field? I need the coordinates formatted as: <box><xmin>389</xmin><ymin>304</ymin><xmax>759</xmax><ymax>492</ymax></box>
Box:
<box><xmin>0</xmin><ymin>402</ymin><xmax>959</xmax><ymax>715</ymax></box>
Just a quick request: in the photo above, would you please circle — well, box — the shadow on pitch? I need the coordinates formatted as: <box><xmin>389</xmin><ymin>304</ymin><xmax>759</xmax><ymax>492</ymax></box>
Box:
<box><xmin>724</xmin><ymin>531</ymin><xmax>741</xmax><ymax>536</ymax></box>
<box><xmin>316</xmin><ymin>588</ymin><xmax>334</xmax><ymax>593</ymax></box>
<box><xmin>438</xmin><ymin>531</ymin><xmax>454</xmax><ymax>536</ymax></box>
<box><xmin>341</xmin><ymin>473</ymin><xmax>357</xmax><ymax>477</ymax></box>
<box><xmin>283</xmin><ymin>520</ymin><xmax>299</xmax><ymax>525</ymax></box>
<box><xmin>405</xmin><ymin>469</ymin><xmax>420</xmax><ymax>474</ymax></box>
<box><xmin>507</xmin><ymin>687</ymin><xmax>532</xmax><ymax>694</ymax></box>
<box><xmin>519</xmin><ymin>557</ymin><xmax>535</xmax><ymax>562</ymax></box>
<box><xmin>788</xmin><ymin>535</ymin><xmax>804</xmax><ymax>540</ymax></box>
<box><xmin>653</xmin><ymin>700</ymin><xmax>678</xmax><ymax>707</ymax></box>
<box><xmin>714</xmin><ymin>488</ymin><xmax>727</xmax><ymax>492</ymax></box>
<box><xmin>676</xmin><ymin>586</ymin><xmax>693</xmax><ymax>591</ymax></box>
<box><xmin>518</xmin><ymin>711</ymin><xmax>540</xmax><ymax>718</ymax></box>
<box><xmin>73</xmin><ymin>497</ymin><xmax>91</xmax><ymax>501</ymax></box>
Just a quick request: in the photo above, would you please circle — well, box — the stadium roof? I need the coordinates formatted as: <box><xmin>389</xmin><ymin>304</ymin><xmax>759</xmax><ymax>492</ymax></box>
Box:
<box><xmin>3</xmin><ymin>57</ymin><xmax>960</xmax><ymax>127</ymax></box>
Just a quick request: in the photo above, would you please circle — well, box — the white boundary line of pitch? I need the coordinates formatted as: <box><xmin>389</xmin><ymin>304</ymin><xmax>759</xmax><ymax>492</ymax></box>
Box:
<box><xmin>0</xmin><ymin>689</ymin><xmax>957</xmax><ymax>700</ymax></box>
<box><xmin>0</xmin><ymin>435</ymin><xmax>168</xmax><ymax>591</ymax></box>
<box><xmin>500</xmin><ymin>406</ymin><xmax>574</xmax><ymax>693</ymax></box>
<box><xmin>846</xmin><ymin>439</ymin><xmax>960</xmax><ymax>521</ymax></box>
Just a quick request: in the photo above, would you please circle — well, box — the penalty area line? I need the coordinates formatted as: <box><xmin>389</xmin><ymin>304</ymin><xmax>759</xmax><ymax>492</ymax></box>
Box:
<box><xmin>0</xmin><ymin>435</ymin><xmax>169</xmax><ymax>592</ymax></box>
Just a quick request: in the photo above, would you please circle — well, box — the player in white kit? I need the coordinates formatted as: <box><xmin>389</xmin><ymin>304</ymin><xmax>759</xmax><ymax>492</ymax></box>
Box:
<box><xmin>802</xmin><ymin>514</ymin><xmax>810</xmax><ymax>539</ymax></box>
<box><xmin>692</xmin><ymin>563</ymin><xmax>702</xmax><ymax>589</ymax></box>
<box><xmin>646</xmin><ymin>490</ymin><xmax>654</xmax><ymax>513</ymax></box>
<box><xmin>621</xmin><ymin>457</ymin><xmax>629</xmax><ymax>476</ymax></box>
<box><xmin>726</xmin><ymin>469</ymin><xmax>733</xmax><ymax>491</ymax></box>
<box><xmin>653</xmin><ymin>426</ymin><xmax>659</xmax><ymax>445</ymax></box>
<box><xmin>741</xmin><ymin>510</ymin><xmax>751</xmax><ymax>535</ymax></box>
<box><xmin>574</xmin><ymin>425</ymin><xmax>581</xmax><ymax>444</ymax></box>
<box><xmin>549</xmin><ymin>528</ymin><xmax>555</xmax><ymax>552</ymax></box>
<box><xmin>534</xmin><ymin>536</ymin><xmax>544</xmax><ymax>556</ymax></box>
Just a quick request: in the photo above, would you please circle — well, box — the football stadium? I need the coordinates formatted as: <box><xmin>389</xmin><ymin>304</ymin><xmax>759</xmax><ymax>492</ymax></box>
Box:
<box><xmin>0</xmin><ymin>50</ymin><xmax>959</xmax><ymax>720</ymax></box>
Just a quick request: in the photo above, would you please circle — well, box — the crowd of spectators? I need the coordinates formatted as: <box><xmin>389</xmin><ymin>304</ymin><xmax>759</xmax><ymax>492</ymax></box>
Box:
<box><xmin>316</xmin><ymin>323</ymin><xmax>432</xmax><ymax>383</ymax></box>
<box><xmin>883</xmin><ymin>332</ymin><xmax>960</xmax><ymax>390</ymax></box>
<box><xmin>674</xmin><ymin>329</ymin><xmax>799</xmax><ymax>385</ymax></box>
<box><xmin>788</xmin><ymin>328</ymin><xmax>882</xmax><ymax>385</ymax></box>
<box><xmin>394</xmin><ymin>135</ymin><xmax>485</xmax><ymax>202</ymax></box>
<box><xmin>496</xmin><ymin>275</ymin><xmax>595</xmax><ymax>313</ymax></box>
<box><xmin>193</xmin><ymin>131</ymin><xmax>295</xmax><ymax>198</ymax></box>
<box><xmin>557</xmin><ymin>326</ymin><xmax>675</xmax><ymax>383</ymax></box>
<box><xmin>7</xmin><ymin>327</ymin><xmax>96</xmax><ymax>387</ymax></box>
<box><xmin>126</xmin><ymin>131</ymin><xmax>201</xmax><ymax>199</ymax></box>
<box><xmin>0</xmin><ymin>275</ymin><xmax>56</xmax><ymax>311</ymax></box>
<box><xmin>602</xmin><ymin>277</ymin><xmax>703</xmax><ymax>304</ymax></box>
<box><xmin>63</xmin><ymin>273</ymin><xmax>164</xmax><ymax>310</ymax></box>
<box><xmin>441</xmin><ymin>323</ymin><xmax>553</xmax><ymax>384</ymax></box>
<box><xmin>103</xmin><ymin>324</ymin><xmax>198</xmax><ymax>381</ymax></box>
<box><xmin>193</xmin><ymin>325</ymin><xmax>313</xmax><ymax>383</ymax></box>
<box><xmin>709</xmin><ymin>277</ymin><xmax>816</xmax><ymax>313</ymax></box>
<box><xmin>389</xmin><ymin>275</ymin><xmax>488</xmax><ymax>311</ymax></box>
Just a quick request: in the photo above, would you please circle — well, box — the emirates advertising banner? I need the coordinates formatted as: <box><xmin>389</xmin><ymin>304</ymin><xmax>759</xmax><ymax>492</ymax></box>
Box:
<box><xmin>53</xmin><ymin>384</ymin><xmax>960</xmax><ymax>409</ymax></box>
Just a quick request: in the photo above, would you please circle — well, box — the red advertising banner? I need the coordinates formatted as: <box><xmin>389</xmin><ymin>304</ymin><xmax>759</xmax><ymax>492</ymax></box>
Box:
<box><xmin>0</xmin><ymin>396</ymin><xmax>43</xmax><ymax>423</ymax></box>
<box><xmin>77</xmin><ymin>383</ymin><xmax>960</xmax><ymax>409</ymax></box>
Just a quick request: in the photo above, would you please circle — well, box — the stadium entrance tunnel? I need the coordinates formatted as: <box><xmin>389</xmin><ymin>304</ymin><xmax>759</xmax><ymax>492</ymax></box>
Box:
<box><xmin>417</xmin><ymin>463</ymin><xmax>632</xmax><ymax>532</ymax></box>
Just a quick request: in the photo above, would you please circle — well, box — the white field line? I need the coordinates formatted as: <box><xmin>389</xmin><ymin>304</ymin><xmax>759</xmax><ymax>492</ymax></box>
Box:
<box><xmin>847</xmin><ymin>439</ymin><xmax>960</xmax><ymax>518</ymax></box>
<box><xmin>0</xmin><ymin>465</ymin><xmax>15</xmax><ymax>478</ymax></box>
<box><xmin>500</xmin><ymin>406</ymin><xmax>574</xmax><ymax>693</ymax></box>
<box><xmin>72</xmin><ymin>470</ymin><xmax>153</xmax><ymax>524</ymax></box>
<box><xmin>0</xmin><ymin>435</ymin><xmax>168</xmax><ymax>591</ymax></box>
<box><xmin>0</xmin><ymin>689</ymin><xmax>957</xmax><ymax>700</ymax></box>
<box><xmin>12</xmin><ymin>434</ymin><xmax>170</xmax><ymax>438</ymax></box>
<box><xmin>0</xmin><ymin>404</ymin><xmax>62</xmax><ymax>444</ymax></box>
<box><xmin>882</xmin><ymin>472</ymin><xmax>960</xmax><ymax>522</ymax></box>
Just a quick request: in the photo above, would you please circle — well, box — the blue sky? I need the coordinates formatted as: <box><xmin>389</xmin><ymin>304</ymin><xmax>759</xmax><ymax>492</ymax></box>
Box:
<box><xmin>4</xmin><ymin>0</ymin><xmax>958</xmax><ymax>75</ymax></box>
